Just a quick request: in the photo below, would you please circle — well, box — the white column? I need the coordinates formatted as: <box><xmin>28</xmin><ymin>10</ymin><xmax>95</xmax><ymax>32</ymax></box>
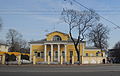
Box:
<box><xmin>44</xmin><ymin>44</ymin><xmax>47</xmax><ymax>62</ymax></box>
<box><xmin>51</xmin><ymin>44</ymin><xmax>53</xmax><ymax>62</ymax></box>
<box><xmin>65</xmin><ymin>44</ymin><xmax>67</xmax><ymax>62</ymax></box>
<box><xmin>30</xmin><ymin>44</ymin><xmax>32</xmax><ymax>62</ymax></box>
<box><xmin>33</xmin><ymin>55</ymin><xmax>36</xmax><ymax>64</ymax></box>
<box><xmin>58</xmin><ymin>44</ymin><xmax>60</xmax><ymax>62</ymax></box>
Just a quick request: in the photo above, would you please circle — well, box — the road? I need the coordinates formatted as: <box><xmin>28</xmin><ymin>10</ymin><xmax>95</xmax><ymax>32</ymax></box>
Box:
<box><xmin>0</xmin><ymin>64</ymin><xmax>120</xmax><ymax>76</ymax></box>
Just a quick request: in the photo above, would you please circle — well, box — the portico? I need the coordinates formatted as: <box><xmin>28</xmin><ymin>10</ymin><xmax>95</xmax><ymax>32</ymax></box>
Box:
<box><xmin>44</xmin><ymin>43</ymin><xmax>67</xmax><ymax>63</ymax></box>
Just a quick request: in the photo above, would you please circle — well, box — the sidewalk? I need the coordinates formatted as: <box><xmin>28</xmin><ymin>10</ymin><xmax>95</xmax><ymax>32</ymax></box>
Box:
<box><xmin>0</xmin><ymin>63</ymin><xmax>119</xmax><ymax>67</ymax></box>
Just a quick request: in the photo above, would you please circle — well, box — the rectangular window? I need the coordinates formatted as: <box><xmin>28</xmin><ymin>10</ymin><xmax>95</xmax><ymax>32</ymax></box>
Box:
<box><xmin>41</xmin><ymin>52</ymin><xmax>44</xmax><ymax>58</ymax></box>
<box><xmin>96</xmin><ymin>53</ymin><xmax>98</xmax><ymax>56</ymax></box>
<box><xmin>49</xmin><ymin>51</ymin><xmax>51</xmax><ymax>56</ymax></box>
<box><xmin>86</xmin><ymin>53</ymin><xmax>88</xmax><ymax>56</ymax></box>
<box><xmin>55</xmin><ymin>51</ymin><xmax>58</xmax><ymax>58</ymax></box>
<box><xmin>37</xmin><ymin>52</ymin><xmax>40</xmax><ymax>57</ymax></box>
<box><xmin>62</xmin><ymin>51</ymin><xmax>65</xmax><ymax>58</ymax></box>
<box><xmin>70</xmin><ymin>51</ymin><xmax>73</xmax><ymax>58</ymax></box>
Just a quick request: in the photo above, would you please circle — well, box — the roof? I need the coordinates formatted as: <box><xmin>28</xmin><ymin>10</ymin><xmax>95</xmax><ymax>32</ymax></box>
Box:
<box><xmin>85</xmin><ymin>46</ymin><xmax>100</xmax><ymax>49</ymax></box>
<box><xmin>46</xmin><ymin>31</ymin><xmax>69</xmax><ymax>36</ymax></box>
<box><xmin>7</xmin><ymin>52</ymin><xmax>21</xmax><ymax>56</ymax></box>
<box><xmin>29</xmin><ymin>38</ymin><xmax>86</xmax><ymax>44</ymax></box>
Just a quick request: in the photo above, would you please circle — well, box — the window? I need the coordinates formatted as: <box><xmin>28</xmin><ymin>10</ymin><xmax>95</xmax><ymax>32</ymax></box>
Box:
<box><xmin>34</xmin><ymin>51</ymin><xmax>37</xmax><ymax>56</ymax></box>
<box><xmin>37</xmin><ymin>52</ymin><xmax>40</xmax><ymax>57</ymax></box>
<box><xmin>53</xmin><ymin>35</ymin><xmax>62</xmax><ymax>41</ymax></box>
<box><xmin>55</xmin><ymin>51</ymin><xmax>58</xmax><ymax>58</ymax></box>
<box><xmin>70</xmin><ymin>51</ymin><xmax>73</xmax><ymax>58</ymax></box>
<box><xmin>96</xmin><ymin>52</ymin><xmax>98</xmax><ymax>56</ymax></box>
<box><xmin>49</xmin><ymin>51</ymin><xmax>51</xmax><ymax>56</ymax></box>
<box><xmin>41</xmin><ymin>52</ymin><xmax>44</xmax><ymax>58</ymax></box>
<box><xmin>96</xmin><ymin>51</ymin><xmax>100</xmax><ymax>56</ymax></box>
<box><xmin>62</xmin><ymin>51</ymin><xmax>65</xmax><ymax>58</ymax></box>
<box><xmin>86</xmin><ymin>53</ymin><xmax>88</xmax><ymax>56</ymax></box>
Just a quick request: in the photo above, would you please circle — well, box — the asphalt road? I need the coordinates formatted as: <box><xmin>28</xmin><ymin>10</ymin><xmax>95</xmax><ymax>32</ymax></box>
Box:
<box><xmin>0</xmin><ymin>72</ymin><xmax>120</xmax><ymax>76</ymax></box>
<box><xmin>0</xmin><ymin>64</ymin><xmax>120</xmax><ymax>76</ymax></box>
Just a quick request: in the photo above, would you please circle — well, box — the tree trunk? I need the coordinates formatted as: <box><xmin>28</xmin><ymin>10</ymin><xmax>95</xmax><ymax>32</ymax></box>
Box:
<box><xmin>75</xmin><ymin>45</ymin><xmax>80</xmax><ymax>64</ymax></box>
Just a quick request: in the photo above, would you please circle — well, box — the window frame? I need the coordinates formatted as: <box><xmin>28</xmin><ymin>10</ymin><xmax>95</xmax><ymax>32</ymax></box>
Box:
<box><xmin>53</xmin><ymin>35</ymin><xmax>62</xmax><ymax>41</ymax></box>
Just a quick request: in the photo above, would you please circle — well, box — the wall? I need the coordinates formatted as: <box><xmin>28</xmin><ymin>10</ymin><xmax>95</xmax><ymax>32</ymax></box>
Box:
<box><xmin>82</xmin><ymin>56</ymin><xmax>106</xmax><ymax>64</ymax></box>
<box><xmin>46</xmin><ymin>32</ymin><xmax>69</xmax><ymax>41</ymax></box>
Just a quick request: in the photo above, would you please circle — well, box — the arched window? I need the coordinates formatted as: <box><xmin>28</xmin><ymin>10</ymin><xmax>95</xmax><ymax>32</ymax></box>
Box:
<box><xmin>96</xmin><ymin>51</ymin><xmax>100</xmax><ymax>56</ymax></box>
<box><xmin>53</xmin><ymin>35</ymin><xmax>62</xmax><ymax>41</ymax></box>
<box><xmin>96</xmin><ymin>52</ymin><xmax>98</xmax><ymax>56</ymax></box>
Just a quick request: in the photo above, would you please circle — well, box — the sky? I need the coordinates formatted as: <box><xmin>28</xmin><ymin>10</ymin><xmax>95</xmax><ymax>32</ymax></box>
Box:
<box><xmin>0</xmin><ymin>0</ymin><xmax>120</xmax><ymax>49</ymax></box>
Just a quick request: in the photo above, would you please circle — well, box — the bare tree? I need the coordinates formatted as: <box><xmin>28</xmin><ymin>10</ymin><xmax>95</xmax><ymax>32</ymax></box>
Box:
<box><xmin>61</xmin><ymin>9</ymin><xmax>99</xmax><ymax>64</ymax></box>
<box><xmin>114</xmin><ymin>41</ymin><xmax>120</xmax><ymax>49</ymax></box>
<box><xmin>87</xmin><ymin>23</ymin><xmax>109</xmax><ymax>51</ymax></box>
<box><xmin>0</xmin><ymin>17</ymin><xmax>2</xmax><ymax>31</ymax></box>
<box><xmin>6</xmin><ymin>29</ymin><xmax>28</xmax><ymax>52</ymax></box>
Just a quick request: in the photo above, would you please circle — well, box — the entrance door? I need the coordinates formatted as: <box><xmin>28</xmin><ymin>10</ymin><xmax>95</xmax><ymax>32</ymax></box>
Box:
<box><xmin>48</xmin><ymin>51</ymin><xmax>51</xmax><ymax>61</ymax></box>
<box><xmin>70</xmin><ymin>51</ymin><xmax>73</xmax><ymax>64</ymax></box>
<box><xmin>62</xmin><ymin>51</ymin><xmax>65</xmax><ymax>62</ymax></box>
<box><xmin>54</xmin><ymin>51</ymin><xmax>58</xmax><ymax>62</ymax></box>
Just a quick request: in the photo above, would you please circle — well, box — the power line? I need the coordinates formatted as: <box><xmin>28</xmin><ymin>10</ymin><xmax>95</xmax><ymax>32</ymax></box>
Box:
<box><xmin>1</xmin><ymin>9</ymin><xmax>120</xmax><ymax>13</ymax></box>
<box><xmin>0</xmin><ymin>14</ymin><xmax>60</xmax><ymax>15</ymax></box>
<box><xmin>71</xmin><ymin>0</ymin><xmax>120</xmax><ymax>29</ymax></box>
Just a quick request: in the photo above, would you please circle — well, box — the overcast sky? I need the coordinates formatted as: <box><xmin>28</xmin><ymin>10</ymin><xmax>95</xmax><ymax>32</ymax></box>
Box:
<box><xmin>0</xmin><ymin>0</ymin><xmax>120</xmax><ymax>49</ymax></box>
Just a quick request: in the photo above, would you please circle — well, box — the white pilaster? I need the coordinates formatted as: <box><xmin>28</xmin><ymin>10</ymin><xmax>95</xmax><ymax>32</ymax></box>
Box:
<box><xmin>44</xmin><ymin>44</ymin><xmax>47</xmax><ymax>62</ymax></box>
<box><xmin>51</xmin><ymin>44</ymin><xmax>53</xmax><ymax>62</ymax></box>
<box><xmin>65</xmin><ymin>44</ymin><xmax>67</xmax><ymax>62</ymax></box>
<box><xmin>58</xmin><ymin>44</ymin><xmax>60</xmax><ymax>62</ymax></box>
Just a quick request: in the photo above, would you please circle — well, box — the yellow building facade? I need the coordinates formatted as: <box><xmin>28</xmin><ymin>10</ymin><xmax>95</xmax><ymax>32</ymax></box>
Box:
<box><xmin>30</xmin><ymin>31</ymin><xmax>106</xmax><ymax>64</ymax></box>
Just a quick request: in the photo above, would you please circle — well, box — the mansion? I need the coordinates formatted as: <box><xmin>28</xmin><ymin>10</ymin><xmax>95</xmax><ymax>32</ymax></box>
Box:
<box><xmin>30</xmin><ymin>31</ymin><xmax>106</xmax><ymax>64</ymax></box>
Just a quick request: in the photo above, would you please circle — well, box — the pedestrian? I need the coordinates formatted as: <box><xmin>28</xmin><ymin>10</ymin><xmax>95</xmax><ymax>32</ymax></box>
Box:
<box><xmin>103</xmin><ymin>59</ymin><xmax>105</xmax><ymax>64</ymax></box>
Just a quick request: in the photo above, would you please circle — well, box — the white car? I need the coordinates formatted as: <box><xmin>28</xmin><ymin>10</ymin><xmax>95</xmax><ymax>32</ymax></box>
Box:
<box><xmin>21</xmin><ymin>59</ymin><xmax>31</xmax><ymax>64</ymax></box>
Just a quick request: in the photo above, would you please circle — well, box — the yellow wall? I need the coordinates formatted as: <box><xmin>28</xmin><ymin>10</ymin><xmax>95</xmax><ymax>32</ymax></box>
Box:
<box><xmin>32</xmin><ymin>45</ymin><xmax>44</xmax><ymax>62</ymax></box>
<box><xmin>46</xmin><ymin>32</ymin><xmax>69</xmax><ymax>41</ymax></box>
<box><xmin>66</xmin><ymin>44</ymin><xmax>84</xmax><ymax>62</ymax></box>
<box><xmin>84</xmin><ymin>49</ymin><xmax>102</xmax><ymax>56</ymax></box>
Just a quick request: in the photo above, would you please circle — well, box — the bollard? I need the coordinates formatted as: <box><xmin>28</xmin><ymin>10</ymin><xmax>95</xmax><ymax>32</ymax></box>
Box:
<box><xmin>48</xmin><ymin>56</ymin><xmax>50</xmax><ymax>64</ymax></box>
<box><xmin>33</xmin><ymin>55</ymin><xmax>36</xmax><ymax>64</ymax></box>
<box><xmin>72</xmin><ymin>56</ymin><xmax>74</xmax><ymax>64</ymax></box>
<box><xmin>60</xmin><ymin>56</ymin><xmax>63</xmax><ymax>64</ymax></box>
<box><xmin>2</xmin><ymin>54</ymin><xmax>5</xmax><ymax>64</ymax></box>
